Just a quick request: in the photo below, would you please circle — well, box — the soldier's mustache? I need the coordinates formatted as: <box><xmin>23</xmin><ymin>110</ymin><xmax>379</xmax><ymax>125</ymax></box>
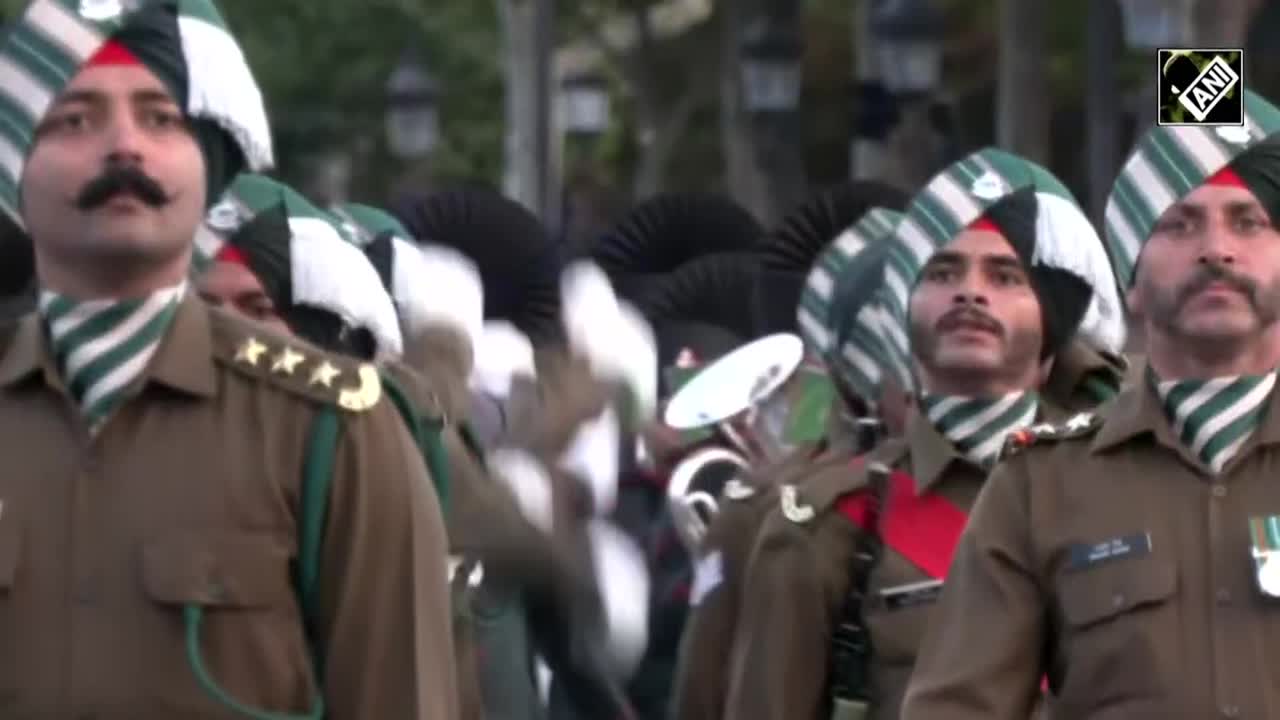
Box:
<box><xmin>1177</xmin><ymin>264</ymin><xmax>1258</xmax><ymax>308</ymax></box>
<box><xmin>936</xmin><ymin>306</ymin><xmax>1004</xmax><ymax>337</ymax></box>
<box><xmin>75</xmin><ymin>165</ymin><xmax>169</xmax><ymax>211</ymax></box>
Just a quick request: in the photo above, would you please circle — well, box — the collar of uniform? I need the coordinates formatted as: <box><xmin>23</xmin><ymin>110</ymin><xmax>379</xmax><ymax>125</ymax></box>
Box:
<box><xmin>905</xmin><ymin>409</ymin><xmax>970</xmax><ymax>496</ymax></box>
<box><xmin>799</xmin><ymin>435</ymin><xmax>907</xmax><ymax>513</ymax></box>
<box><xmin>1089</xmin><ymin>358</ymin><xmax>1171</xmax><ymax>454</ymax></box>
<box><xmin>1044</xmin><ymin>340</ymin><xmax>1109</xmax><ymax>404</ymax></box>
<box><xmin>142</xmin><ymin>293</ymin><xmax>217</xmax><ymax>398</ymax></box>
<box><xmin>1250</xmin><ymin>378</ymin><xmax>1280</xmax><ymax>450</ymax></box>
<box><xmin>0</xmin><ymin>312</ymin><xmax>55</xmax><ymax>389</ymax></box>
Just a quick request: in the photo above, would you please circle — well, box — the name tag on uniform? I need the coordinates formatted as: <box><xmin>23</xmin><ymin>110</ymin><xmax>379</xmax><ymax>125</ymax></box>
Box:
<box><xmin>1066</xmin><ymin>532</ymin><xmax>1152</xmax><ymax>572</ymax></box>
<box><xmin>880</xmin><ymin>579</ymin><xmax>944</xmax><ymax>611</ymax></box>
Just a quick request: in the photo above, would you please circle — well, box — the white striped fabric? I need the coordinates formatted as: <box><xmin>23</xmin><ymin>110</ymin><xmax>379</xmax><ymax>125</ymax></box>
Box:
<box><xmin>1104</xmin><ymin>90</ymin><xmax>1280</xmax><ymax>286</ymax></box>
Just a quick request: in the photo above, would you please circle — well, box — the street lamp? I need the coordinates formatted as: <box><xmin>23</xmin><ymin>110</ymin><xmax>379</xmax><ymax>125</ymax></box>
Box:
<box><xmin>1117</xmin><ymin>0</ymin><xmax>1193</xmax><ymax>49</ymax></box>
<box><xmin>870</xmin><ymin>0</ymin><xmax>944</xmax><ymax>96</ymax></box>
<box><xmin>560</xmin><ymin>71</ymin><xmax>611</xmax><ymax>136</ymax></box>
<box><xmin>385</xmin><ymin>48</ymin><xmax>440</xmax><ymax>160</ymax></box>
<box><xmin>739</xmin><ymin>19</ymin><xmax>804</xmax><ymax>114</ymax></box>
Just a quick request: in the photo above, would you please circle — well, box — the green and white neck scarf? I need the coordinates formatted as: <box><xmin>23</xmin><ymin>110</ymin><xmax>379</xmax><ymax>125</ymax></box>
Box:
<box><xmin>920</xmin><ymin>391</ymin><xmax>1039</xmax><ymax>469</ymax></box>
<box><xmin>39</xmin><ymin>284</ymin><xmax>185</xmax><ymax>429</ymax></box>
<box><xmin>1152</xmin><ymin>370</ymin><xmax>1276</xmax><ymax>474</ymax></box>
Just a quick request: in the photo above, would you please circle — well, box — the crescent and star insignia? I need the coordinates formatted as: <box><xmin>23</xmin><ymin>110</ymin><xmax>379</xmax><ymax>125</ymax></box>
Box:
<box><xmin>337</xmin><ymin>364</ymin><xmax>383</xmax><ymax>412</ymax></box>
<box><xmin>1000</xmin><ymin>412</ymin><xmax>1101</xmax><ymax>461</ymax></box>
<box><xmin>270</xmin><ymin>347</ymin><xmax>306</xmax><ymax>375</ymax></box>
<box><xmin>780</xmin><ymin>484</ymin><xmax>815</xmax><ymax>524</ymax></box>
<box><xmin>308</xmin><ymin>361</ymin><xmax>342</xmax><ymax>388</ymax></box>
<box><xmin>234</xmin><ymin>337</ymin><xmax>269</xmax><ymax>366</ymax></box>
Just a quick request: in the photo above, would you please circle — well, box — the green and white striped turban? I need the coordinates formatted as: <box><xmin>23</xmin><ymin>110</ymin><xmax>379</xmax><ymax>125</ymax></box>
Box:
<box><xmin>796</xmin><ymin>207</ymin><xmax>902</xmax><ymax>405</ymax></box>
<box><xmin>0</xmin><ymin>0</ymin><xmax>273</xmax><ymax>227</ymax></box>
<box><xmin>1104</xmin><ymin>90</ymin><xmax>1280</xmax><ymax>287</ymax></box>
<box><xmin>333</xmin><ymin>201</ymin><xmax>483</xmax><ymax>347</ymax></box>
<box><xmin>882</xmin><ymin>148</ymin><xmax>1126</xmax><ymax>388</ymax></box>
<box><xmin>331</xmin><ymin>202</ymin><xmax>412</xmax><ymax>246</ymax></box>
<box><xmin>197</xmin><ymin>174</ymin><xmax>404</xmax><ymax>358</ymax></box>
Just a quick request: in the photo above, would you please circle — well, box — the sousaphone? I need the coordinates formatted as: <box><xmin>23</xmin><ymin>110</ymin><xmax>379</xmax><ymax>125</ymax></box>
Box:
<box><xmin>662</xmin><ymin>333</ymin><xmax>805</xmax><ymax>555</ymax></box>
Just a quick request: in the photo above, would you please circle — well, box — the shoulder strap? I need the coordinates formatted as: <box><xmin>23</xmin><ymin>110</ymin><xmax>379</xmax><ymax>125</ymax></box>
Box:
<box><xmin>296</xmin><ymin>407</ymin><xmax>342</xmax><ymax>689</ymax></box>
<box><xmin>378</xmin><ymin>370</ymin><xmax>451</xmax><ymax>515</ymax></box>
<box><xmin>292</xmin><ymin>374</ymin><xmax>455</xmax><ymax>697</ymax></box>
<box><xmin>827</xmin><ymin>461</ymin><xmax>890</xmax><ymax>707</ymax></box>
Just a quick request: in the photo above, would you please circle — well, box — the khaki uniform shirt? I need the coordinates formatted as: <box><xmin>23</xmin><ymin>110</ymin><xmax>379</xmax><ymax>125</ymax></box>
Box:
<box><xmin>393</xmin><ymin>335</ymin><xmax>607</xmax><ymax>720</ymax></box>
<box><xmin>902</xmin><ymin>368</ymin><xmax>1280</xmax><ymax>720</ymax></box>
<box><xmin>721</xmin><ymin>413</ymin><xmax>986</xmax><ymax>720</ymax></box>
<box><xmin>0</xmin><ymin>297</ymin><xmax>457</xmax><ymax>720</ymax></box>
<box><xmin>670</xmin><ymin>445</ymin><xmax>824</xmax><ymax>720</ymax></box>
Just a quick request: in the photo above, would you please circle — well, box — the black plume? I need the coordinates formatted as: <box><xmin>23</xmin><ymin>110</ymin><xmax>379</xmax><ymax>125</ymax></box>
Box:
<box><xmin>630</xmin><ymin>253</ymin><xmax>760</xmax><ymax>340</ymax></box>
<box><xmin>759</xmin><ymin>181</ymin><xmax>910</xmax><ymax>274</ymax></box>
<box><xmin>588</xmin><ymin>193</ymin><xmax>763</xmax><ymax>298</ymax></box>
<box><xmin>392</xmin><ymin>188</ymin><xmax>563</xmax><ymax>345</ymax></box>
<box><xmin>753</xmin><ymin>181</ymin><xmax>909</xmax><ymax>335</ymax></box>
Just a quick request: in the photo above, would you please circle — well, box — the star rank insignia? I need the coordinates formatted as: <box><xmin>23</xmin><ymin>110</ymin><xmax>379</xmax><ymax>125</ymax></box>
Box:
<box><xmin>308</xmin><ymin>361</ymin><xmax>342</xmax><ymax>388</ymax></box>
<box><xmin>270</xmin><ymin>347</ymin><xmax>306</xmax><ymax>375</ymax></box>
<box><xmin>999</xmin><ymin>412</ymin><xmax>1101</xmax><ymax>461</ymax></box>
<box><xmin>234</xmin><ymin>337</ymin><xmax>269</xmax><ymax>366</ymax></box>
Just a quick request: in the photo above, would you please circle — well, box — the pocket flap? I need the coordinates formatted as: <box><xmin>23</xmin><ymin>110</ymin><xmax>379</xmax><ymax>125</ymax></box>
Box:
<box><xmin>1060</xmin><ymin>559</ymin><xmax>1177</xmax><ymax>629</ymax></box>
<box><xmin>0</xmin><ymin>499</ymin><xmax>18</xmax><ymax>589</ymax></box>
<box><xmin>142</xmin><ymin>533</ymin><xmax>290</xmax><ymax>609</ymax></box>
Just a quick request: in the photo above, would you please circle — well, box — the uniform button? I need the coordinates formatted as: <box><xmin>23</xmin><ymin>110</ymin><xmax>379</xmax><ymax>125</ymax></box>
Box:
<box><xmin>1221</xmin><ymin>704</ymin><xmax>1240</xmax><ymax>718</ymax></box>
<box><xmin>1216</xmin><ymin>588</ymin><xmax>1232</xmax><ymax>605</ymax></box>
<box><xmin>1212</xmin><ymin>484</ymin><xmax>1229</xmax><ymax>498</ymax></box>
<box><xmin>1111</xmin><ymin>593</ymin><xmax>1126</xmax><ymax>609</ymax></box>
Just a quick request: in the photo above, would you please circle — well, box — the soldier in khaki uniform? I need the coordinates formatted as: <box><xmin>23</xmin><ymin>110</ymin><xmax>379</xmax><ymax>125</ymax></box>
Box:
<box><xmin>0</xmin><ymin>2</ymin><xmax>457</xmax><ymax>718</ymax></box>
<box><xmin>198</xmin><ymin>188</ymin><xmax>654</xmax><ymax>719</ymax></box>
<box><xmin>672</xmin><ymin>184</ymin><xmax>911</xmax><ymax>720</ymax></box>
<box><xmin>901</xmin><ymin>91</ymin><xmax>1280</xmax><ymax>720</ymax></box>
<box><xmin>721</xmin><ymin>149</ymin><xmax>1128</xmax><ymax>720</ymax></box>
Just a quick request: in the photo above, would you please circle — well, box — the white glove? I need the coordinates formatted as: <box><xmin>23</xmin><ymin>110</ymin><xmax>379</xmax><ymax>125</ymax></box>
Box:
<box><xmin>487</xmin><ymin>449</ymin><xmax>554</xmax><ymax>533</ymax></box>
<box><xmin>560</xmin><ymin>261</ymin><xmax>658</xmax><ymax>421</ymax></box>
<box><xmin>558</xmin><ymin>405</ymin><xmax>620</xmax><ymax>515</ymax></box>
<box><xmin>587</xmin><ymin>520</ymin><xmax>650</xmax><ymax>680</ymax></box>
<box><xmin>405</xmin><ymin>243</ymin><xmax>484</xmax><ymax>353</ymax></box>
<box><xmin>469</xmin><ymin>320</ymin><xmax>536</xmax><ymax>398</ymax></box>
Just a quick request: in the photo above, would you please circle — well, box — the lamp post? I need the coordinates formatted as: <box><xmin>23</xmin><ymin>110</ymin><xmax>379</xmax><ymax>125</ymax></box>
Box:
<box><xmin>1117</xmin><ymin>0</ymin><xmax>1194</xmax><ymax>49</ymax></box>
<box><xmin>385</xmin><ymin>48</ymin><xmax>440</xmax><ymax>160</ymax></box>
<box><xmin>870</xmin><ymin>0</ymin><xmax>944</xmax><ymax>98</ymax></box>
<box><xmin>738</xmin><ymin>19</ymin><xmax>803</xmax><ymax>116</ymax></box>
<box><xmin>560</xmin><ymin>71</ymin><xmax>611</xmax><ymax>137</ymax></box>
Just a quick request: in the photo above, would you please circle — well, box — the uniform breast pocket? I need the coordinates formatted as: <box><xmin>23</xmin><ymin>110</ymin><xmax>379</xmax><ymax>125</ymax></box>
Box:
<box><xmin>1056</xmin><ymin>558</ymin><xmax>1178</xmax><ymax>710</ymax></box>
<box><xmin>140</xmin><ymin>532</ymin><xmax>317</xmax><ymax>714</ymax></box>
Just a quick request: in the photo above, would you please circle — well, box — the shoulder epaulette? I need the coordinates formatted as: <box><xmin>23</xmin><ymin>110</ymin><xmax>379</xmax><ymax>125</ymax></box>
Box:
<box><xmin>213</xmin><ymin>318</ymin><xmax>382</xmax><ymax>413</ymax></box>
<box><xmin>1000</xmin><ymin>411</ymin><xmax>1101</xmax><ymax>460</ymax></box>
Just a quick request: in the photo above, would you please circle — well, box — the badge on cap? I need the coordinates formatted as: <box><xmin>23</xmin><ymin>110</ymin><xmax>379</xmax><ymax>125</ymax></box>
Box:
<box><xmin>970</xmin><ymin>171</ymin><xmax>1005</xmax><ymax>200</ymax></box>
<box><xmin>206</xmin><ymin>200</ymin><xmax>242</xmax><ymax>234</ymax></box>
<box><xmin>1249</xmin><ymin>516</ymin><xmax>1280</xmax><ymax>597</ymax></box>
<box><xmin>1216</xmin><ymin>124</ymin><xmax>1252</xmax><ymax>145</ymax></box>
<box><xmin>79</xmin><ymin>0</ymin><xmax>125</xmax><ymax>21</ymax></box>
